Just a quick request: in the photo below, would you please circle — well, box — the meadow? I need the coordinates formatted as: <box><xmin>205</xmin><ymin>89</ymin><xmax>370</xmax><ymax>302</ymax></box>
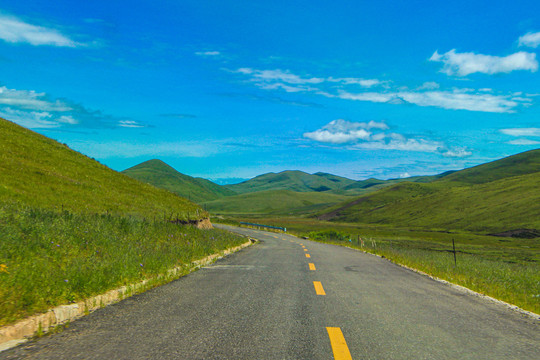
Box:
<box><xmin>0</xmin><ymin>203</ymin><xmax>246</xmax><ymax>326</ymax></box>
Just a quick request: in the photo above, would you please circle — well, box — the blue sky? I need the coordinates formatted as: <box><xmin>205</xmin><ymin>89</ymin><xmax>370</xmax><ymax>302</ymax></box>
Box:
<box><xmin>1</xmin><ymin>1</ymin><xmax>539</xmax><ymax>182</ymax></box>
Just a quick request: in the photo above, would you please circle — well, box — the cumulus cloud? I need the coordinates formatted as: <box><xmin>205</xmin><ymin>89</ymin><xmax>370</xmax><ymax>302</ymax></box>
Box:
<box><xmin>519</xmin><ymin>32</ymin><xmax>540</xmax><ymax>48</ymax></box>
<box><xmin>303</xmin><ymin>119</ymin><xmax>470</xmax><ymax>158</ymax></box>
<box><xmin>429</xmin><ymin>49</ymin><xmax>538</xmax><ymax>76</ymax></box>
<box><xmin>0</xmin><ymin>13</ymin><xmax>79</xmax><ymax>47</ymax></box>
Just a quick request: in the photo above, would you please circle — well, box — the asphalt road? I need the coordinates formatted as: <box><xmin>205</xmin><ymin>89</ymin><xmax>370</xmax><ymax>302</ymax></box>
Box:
<box><xmin>2</xmin><ymin>225</ymin><xmax>538</xmax><ymax>359</ymax></box>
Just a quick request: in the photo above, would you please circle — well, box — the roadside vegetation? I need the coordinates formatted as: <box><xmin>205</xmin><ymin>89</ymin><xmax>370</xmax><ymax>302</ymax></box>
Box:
<box><xmin>0</xmin><ymin>203</ymin><xmax>245</xmax><ymax>326</ymax></box>
<box><xmin>217</xmin><ymin>216</ymin><xmax>540</xmax><ymax>314</ymax></box>
<box><xmin>0</xmin><ymin>118</ymin><xmax>247</xmax><ymax>327</ymax></box>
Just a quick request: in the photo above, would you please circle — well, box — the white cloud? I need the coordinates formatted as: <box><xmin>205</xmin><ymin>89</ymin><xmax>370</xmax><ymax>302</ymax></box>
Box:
<box><xmin>430</xmin><ymin>49</ymin><xmax>538</xmax><ymax>76</ymax></box>
<box><xmin>236</xmin><ymin>68</ymin><xmax>324</xmax><ymax>84</ymax></box>
<box><xmin>232</xmin><ymin>67</ymin><xmax>532</xmax><ymax>113</ymax></box>
<box><xmin>0</xmin><ymin>13</ymin><xmax>78</xmax><ymax>47</ymax></box>
<box><xmin>118</xmin><ymin>120</ymin><xmax>144</xmax><ymax>128</ymax></box>
<box><xmin>399</xmin><ymin>172</ymin><xmax>411</xmax><ymax>178</ymax></box>
<box><xmin>336</xmin><ymin>89</ymin><xmax>525</xmax><ymax>113</ymax></box>
<box><xmin>0</xmin><ymin>108</ymin><xmax>57</xmax><ymax>128</ymax></box>
<box><xmin>0</xmin><ymin>86</ymin><xmax>72</xmax><ymax>112</ymax></box>
<box><xmin>327</xmin><ymin>77</ymin><xmax>386</xmax><ymax>88</ymax></box>
<box><xmin>303</xmin><ymin>119</ymin><xmax>389</xmax><ymax>144</ymax></box>
<box><xmin>417</xmin><ymin>82</ymin><xmax>439</xmax><ymax>90</ymax></box>
<box><xmin>518</xmin><ymin>32</ymin><xmax>540</xmax><ymax>48</ymax></box>
<box><xmin>57</xmin><ymin>115</ymin><xmax>78</xmax><ymax>124</ymax></box>
<box><xmin>441</xmin><ymin>147</ymin><xmax>472</xmax><ymax>158</ymax></box>
<box><xmin>499</xmin><ymin>127</ymin><xmax>540</xmax><ymax>137</ymax></box>
<box><xmin>303</xmin><ymin>119</ymin><xmax>470</xmax><ymax>158</ymax></box>
<box><xmin>195</xmin><ymin>51</ymin><xmax>221</xmax><ymax>56</ymax></box>
<box><xmin>507</xmin><ymin>138</ymin><xmax>540</xmax><ymax>145</ymax></box>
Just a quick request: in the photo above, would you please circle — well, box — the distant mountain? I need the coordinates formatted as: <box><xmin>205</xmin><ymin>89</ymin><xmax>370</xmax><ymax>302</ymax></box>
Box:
<box><xmin>122</xmin><ymin>159</ymin><xmax>235</xmax><ymax>203</ymax></box>
<box><xmin>225</xmin><ymin>170</ymin><xmax>356</xmax><ymax>194</ymax></box>
<box><xmin>0</xmin><ymin>118</ymin><xmax>203</xmax><ymax>220</ymax></box>
<box><xmin>317</xmin><ymin>149</ymin><xmax>540</xmax><ymax>234</ymax></box>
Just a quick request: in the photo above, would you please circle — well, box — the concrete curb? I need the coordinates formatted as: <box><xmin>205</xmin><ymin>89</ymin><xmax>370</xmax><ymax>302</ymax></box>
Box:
<box><xmin>0</xmin><ymin>239</ymin><xmax>256</xmax><ymax>352</ymax></box>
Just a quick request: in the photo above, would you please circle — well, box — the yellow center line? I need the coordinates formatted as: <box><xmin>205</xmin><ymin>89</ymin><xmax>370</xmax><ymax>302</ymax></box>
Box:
<box><xmin>305</xmin><ymin>254</ymin><xmax>311</xmax><ymax>258</ymax></box>
<box><xmin>326</xmin><ymin>327</ymin><xmax>352</xmax><ymax>360</ymax></box>
<box><xmin>309</xmin><ymin>263</ymin><xmax>316</xmax><ymax>271</ymax></box>
<box><xmin>313</xmin><ymin>281</ymin><xmax>326</xmax><ymax>295</ymax></box>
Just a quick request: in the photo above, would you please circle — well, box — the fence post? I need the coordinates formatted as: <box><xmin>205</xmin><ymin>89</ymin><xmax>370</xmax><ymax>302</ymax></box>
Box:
<box><xmin>452</xmin><ymin>238</ymin><xmax>457</xmax><ymax>267</ymax></box>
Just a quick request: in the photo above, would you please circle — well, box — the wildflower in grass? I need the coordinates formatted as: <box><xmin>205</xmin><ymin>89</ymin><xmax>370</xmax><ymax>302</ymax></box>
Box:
<box><xmin>0</xmin><ymin>264</ymin><xmax>8</xmax><ymax>273</ymax></box>
<box><xmin>140</xmin><ymin>263</ymin><xmax>143</xmax><ymax>267</ymax></box>
<box><xmin>64</xmin><ymin>279</ymin><xmax>69</xmax><ymax>283</ymax></box>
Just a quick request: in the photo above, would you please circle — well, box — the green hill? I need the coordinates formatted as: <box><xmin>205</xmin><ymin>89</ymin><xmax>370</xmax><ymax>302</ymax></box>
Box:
<box><xmin>318</xmin><ymin>149</ymin><xmax>540</xmax><ymax>234</ymax></box>
<box><xmin>204</xmin><ymin>189</ymin><xmax>350</xmax><ymax>215</ymax></box>
<box><xmin>437</xmin><ymin>149</ymin><xmax>540</xmax><ymax>185</ymax></box>
<box><xmin>225</xmin><ymin>170</ymin><xmax>356</xmax><ymax>194</ymax></box>
<box><xmin>122</xmin><ymin>159</ymin><xmax>235</xmax><ymax>203</ymax></box>
<box><xmin>0</xmin><ymin>118</ymin><xmax>205</xmax><ymax>221</ymax></box>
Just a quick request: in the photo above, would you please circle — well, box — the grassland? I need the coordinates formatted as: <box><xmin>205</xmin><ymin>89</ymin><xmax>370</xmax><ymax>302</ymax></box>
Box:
<box><xmin>203</xmin><ymin>189</ymin><xmax>350</xmax><ymax>215</ymax></box>
<box><xmin>0</xmin><ymin>118</ymin><xmax>247</xmax><ymax>326</ymax></box>
<box><xmin>0</xmin><ymin>118</ymin><xmax>205</xmax><ymax>221</ymax></box>
<box><xmin>319</xmin><ymin>150</ymin><xmax>540</xmax><ymax>234</ymax></box>
<box><xmin>216</xmin><ymin>215</ymin><xmax>540</xmax><ymax>314</ymax></box>
<box><xmin>122</xmin><ymin>159</ymin><xmax>235</xmax><ymax>203</ymax></box>
<box><xmin>0</xmin><ymin>203</ymin><xmax>245</xmax><ymax>326</ymax></box>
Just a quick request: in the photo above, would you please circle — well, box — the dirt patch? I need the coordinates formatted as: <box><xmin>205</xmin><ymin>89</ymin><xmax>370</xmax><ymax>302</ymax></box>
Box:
<box><xmin>170</xmin><ymin>218</ymin><xmax>213</xmax><ymax>230</ymax></box>
<box><xmin>488</xmin><ymin>229</ymin><xmax>540</xmax><ymax>239</ymax></box>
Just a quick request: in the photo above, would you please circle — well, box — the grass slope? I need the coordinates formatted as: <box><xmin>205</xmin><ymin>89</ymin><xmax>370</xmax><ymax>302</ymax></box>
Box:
<box><xmin>204</xmin><ymin>189</ymin><xmax>349</xmax><ymax>215</ymax></box>
<box><xmin>0</xmin><ymin>118</ymin><xmax>205</xmax><ymax>221</ymax></box>
<box><xmin>225</xmin><ymin>170</ymin><xmax>356</xmax><ymax>194</ymax></box>
<box><xmin>318</xmin><ymin>149</ymin><xmax>540</xmax><ymax>234</ymax></box>
<box><xmin>122</xmin><ymin>159</ymin><xmax>235</xmax><ymax>203</ymax></box>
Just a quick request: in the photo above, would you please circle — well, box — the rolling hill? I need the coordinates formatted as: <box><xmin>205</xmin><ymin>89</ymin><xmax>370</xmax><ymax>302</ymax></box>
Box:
<box><xmin>0</xmin><ymin>118</ymin><xmax>205</xmax><ymax>221</ymax></box>
<box><xmin>225</xmin><ymin>170</ymin><xmax>356</xmax><ymax>194</ymax></box>
<box><xmin>203</xmin><ymin>189</ymin><xmax>349</xmax><ymax>215</ymax></box>
<box><xmin>122</xmin><ymin>159</ymin><xmax>235</xmax><ymax>203</ymax></box>
<box><xmin>318</xmin><ymin>149</ymin><xmax>540</xmax><ymax>234</ymax></box>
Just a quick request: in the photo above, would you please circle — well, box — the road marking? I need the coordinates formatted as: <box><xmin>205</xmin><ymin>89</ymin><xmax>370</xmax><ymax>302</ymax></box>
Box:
<box><xmin>313</xmin><ymin>281</ymin><xmax>326</xmax><ymax>295</ymax></box>
<box><xmin>309</xmin><ymin>263</ymin><xmax>316</xmax><ymax>271</ymax></box>
<box><xmin>305</xmin><ymin>254</ymin><xmax>311</xmax><ymax>258</ymax></box>
<box><xmin>304</xmin><ymin>249</ymin><xmax>308</xmax><ymax>251</ymax></box>
<box><xmin>326</xmin><ymin>327</ymin><xmax>352</xmax><ymax>360</ymax></box>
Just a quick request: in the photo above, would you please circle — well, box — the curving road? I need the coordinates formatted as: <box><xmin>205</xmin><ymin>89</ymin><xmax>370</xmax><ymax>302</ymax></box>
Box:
<box><xmin>1</xmin><ymin>224</ymin><xmax>538</xmax><ymax>359</ymax></box>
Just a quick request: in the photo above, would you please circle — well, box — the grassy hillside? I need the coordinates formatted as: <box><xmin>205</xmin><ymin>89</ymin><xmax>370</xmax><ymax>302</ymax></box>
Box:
<box><xmin>225</xmin><ymin>170</ymin><xmax>356</xmax><ymax>194</ymax></box>
<box><xmin>204</xmin><ymin>189</ymin><xmax>350</xmax><ymax>215</ymax></box>
<box><xmin>318</xmin><ymin>149</ymin><xmax>540</xmax><ymax>234</ymax></box>
<box><xmin>438</xmin><ymin>149</ymin><xmax>540</xmax><ymax>185</ymax></box>
<box><xmin>0</xmin><ymin>118</ymin><xmax>205</xmax><ymax>221</ymax></box>
<box><xmin>0</xmin><ymin>118</ymin><xmax>250</xmax><ymax>326</ymax></box>
<box><xmin>122</xmin><ymin>159</ymin><xmax>235</xmax><ymax>203</ymax></box>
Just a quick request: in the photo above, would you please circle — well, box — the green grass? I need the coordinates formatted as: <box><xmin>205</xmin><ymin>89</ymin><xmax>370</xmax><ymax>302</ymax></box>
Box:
<box><xmin>203</xmin><ymin>189</ymin><xmax>351</xmax><ymax>215</ymax></box>
<box><xmin>318</xmin><ymin>160</ymin><xmax>540</xmax><ymax>234</ymax></box>
<box><xmin>122</xmin><ymin>159</ymin><xmax>235</xmax><ymax>203</ymax></box>
<box><xmin>0</xmin><ymin>118</ymin><xmax>205</xmax><ymax>221</ymax></box>
<box><xmin>216</xmin><ymin>215</ymin><xmax>540</xmax><ymax>314</ymax></box>
<box><xmin>0</xmin><ymin>203</ymin><xmax>246</xmax><ymax>326</ymax></box>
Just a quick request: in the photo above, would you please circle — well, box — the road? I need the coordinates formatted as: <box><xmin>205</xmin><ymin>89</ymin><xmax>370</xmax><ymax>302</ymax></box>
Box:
<box><xmin>1</xmin><ymin>225</ymin><xmax>538</xmax><ymax>359</ymax></box>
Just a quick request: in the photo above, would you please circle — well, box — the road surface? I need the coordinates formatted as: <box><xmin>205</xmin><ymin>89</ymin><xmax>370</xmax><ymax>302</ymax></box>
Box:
<box><xmin>1</xmin><ymin>224</ymin><xmax>538</xmax><ymax>359</ymax></box>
